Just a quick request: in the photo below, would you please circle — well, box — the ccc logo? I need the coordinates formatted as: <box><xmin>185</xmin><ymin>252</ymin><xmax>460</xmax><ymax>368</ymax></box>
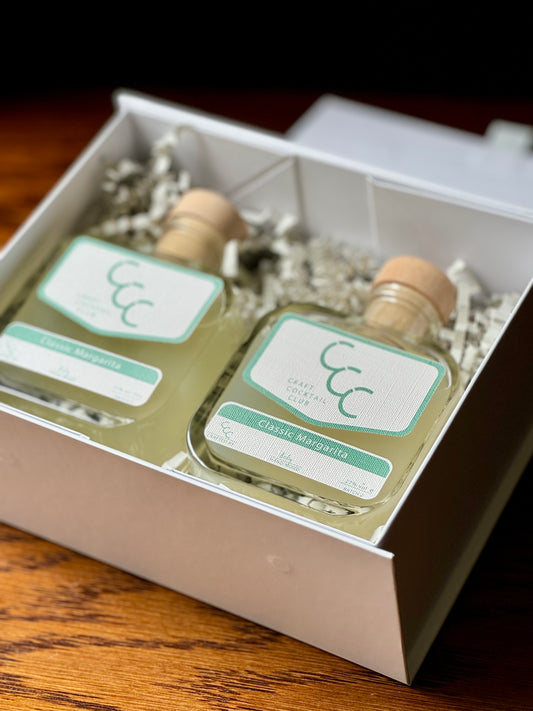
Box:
<box><xmin>107</xmin><ymin>260</ymin><xmax>154</xmax><ymax>328</ymax></box>
<box><xmin>320</xmin><ymin>340</ymin><xmax>373</xmax><ymax>418</ymax></box>
<box><xmin>220</xmin><ymin>420</ymin><xmax>234</xmax><ymax>440</ymax></box>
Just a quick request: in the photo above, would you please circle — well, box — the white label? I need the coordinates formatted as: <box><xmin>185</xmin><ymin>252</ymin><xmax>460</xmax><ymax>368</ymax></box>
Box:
<box><xmin>0</xmin><ymin>323</ymin><xmax>161</xmax><ymax>406</ymax></box>
<box><xmin>38</xmin><ymin>236</ymin><xmax>223</xmax><ymax>342</ymax></box>
<box><xmin>244</xmin><ymin>314</ymin><xmax>445</xmax><ymax>435</ymax></box>
<box><xmin>205</xmin><ymin>402</ymin><xmax>392</xmax><ymax>499</ymax></box>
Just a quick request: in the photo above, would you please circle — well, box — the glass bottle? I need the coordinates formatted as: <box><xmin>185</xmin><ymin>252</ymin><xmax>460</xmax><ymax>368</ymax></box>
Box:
<box><xmin>0</xmin><ymin>188</ymin><xmax>248</xmax><ymax>464</ymax></box>
<box><xmin>187</xmin><ymin>255</ymin><xmax>462</xmax><ymax>541</ymax></box>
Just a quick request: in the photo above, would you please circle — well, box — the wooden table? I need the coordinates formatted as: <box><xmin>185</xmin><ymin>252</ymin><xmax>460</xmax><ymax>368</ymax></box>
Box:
<box><xmin>0</xmin><ymin>88</ymin><xmax>532</xmax><ymax>710</ymax></box>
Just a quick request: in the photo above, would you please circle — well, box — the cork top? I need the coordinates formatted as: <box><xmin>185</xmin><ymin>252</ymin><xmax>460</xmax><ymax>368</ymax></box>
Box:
<box><xmin>155</xmin><ymin>189</ymin><xmax>248</xmax><ymax>270</ymax></box>
<box><xmin>371</xmin><ymin>255</ymin><xmax>457</xmax><ymax>324</ymax></box>
<box><xmin>167</xmin><ymin>189</ymin><xmax>247</xmax><ymax>242</ymax></box>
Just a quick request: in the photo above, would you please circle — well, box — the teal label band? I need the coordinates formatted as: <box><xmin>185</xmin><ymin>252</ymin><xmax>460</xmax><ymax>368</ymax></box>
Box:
<box><xmin>218</xmin><ymin>402</ymin><xmax>390</xmax><ymax>476</ymax></box>
<box><xmin>205</xmin><ymin>402</ymin><xmax>393</xmax><ymax>500</ymax></box>
<box><xmin>4</xmin><ymin>323</ymin><xmax>159</xmax><ymax>383</ymax></box>
<box><xmin>0</xmin><ymin>322</ymin><xmax>162</xmax><ymax>406</ymax></box>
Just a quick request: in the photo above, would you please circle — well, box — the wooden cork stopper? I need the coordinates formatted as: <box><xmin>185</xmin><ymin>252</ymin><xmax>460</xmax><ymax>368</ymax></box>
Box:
<box><xmin>167</xmin><ymin>189</ymin><xmax>248</xmax><ymax>243</ymax></box>
<box><xmin>155</xmin><ymin>189</ymin><xmax>248</xmax><ymax>270</ymax></box>
<box><xmin>372</xmin><ymin>255</ymin><xmax>457</xmax><ymax>324</ymax></box>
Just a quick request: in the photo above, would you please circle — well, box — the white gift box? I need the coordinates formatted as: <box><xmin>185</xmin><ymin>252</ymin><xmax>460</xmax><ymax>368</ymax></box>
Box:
<box><xmin>0</xmin><ymin>90</ymin><xmax>531</xmax><ymax>684</ymax></box>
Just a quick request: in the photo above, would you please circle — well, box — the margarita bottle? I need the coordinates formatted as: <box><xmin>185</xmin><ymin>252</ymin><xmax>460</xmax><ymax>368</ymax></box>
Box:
<box><xmin>187</xmin><ymin>256</ymin><xmax>462</xmax><ymax>540</ymax></box>
<box><xmin>0</xmin><ymin>188</ymin><xmax>248</xmax><ymax>464</ymax></box>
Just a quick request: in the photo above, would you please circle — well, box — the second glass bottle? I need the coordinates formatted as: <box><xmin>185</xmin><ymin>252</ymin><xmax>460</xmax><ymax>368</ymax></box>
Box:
<box><xmin>187</xmin><ymin>255</ymin><xmax>462</xmax><ymax>541</ymax></box>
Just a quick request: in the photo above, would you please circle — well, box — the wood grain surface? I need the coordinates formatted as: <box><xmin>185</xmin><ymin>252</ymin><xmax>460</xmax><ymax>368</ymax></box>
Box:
<box><xmin>0</xmin><ymin>88</ymin><xmax>532</xmax><ymax>710</ymax></box>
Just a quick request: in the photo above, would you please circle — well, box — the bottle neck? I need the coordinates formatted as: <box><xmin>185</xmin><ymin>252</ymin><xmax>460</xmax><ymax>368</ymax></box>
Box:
<box><xmin>154</xmin><ymin>215</ymin><xmax>226</xmax><ymax>272</ymax></box>
<box><xmin>363</xmin><ymin>283</ymin><xmax>443</xmax><ymax>339</ymax></box>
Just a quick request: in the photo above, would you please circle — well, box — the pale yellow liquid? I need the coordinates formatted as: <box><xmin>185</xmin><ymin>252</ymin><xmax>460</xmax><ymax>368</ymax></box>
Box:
<box><xmin>0</xmin><ymin>237</ymin><xmax>245</xmax><ymax>464</ymax></box>
<box><xmin>188</xmin><ymin>304</ymin><xmax>461</xmax><ymax>541</ymax></box>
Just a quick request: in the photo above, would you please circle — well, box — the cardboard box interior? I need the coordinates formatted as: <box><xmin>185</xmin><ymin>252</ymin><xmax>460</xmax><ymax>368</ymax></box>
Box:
<box><xmin>0</xmin><ymin>90</ymin><xmax>531</xmax><ymax>683</ymax></box>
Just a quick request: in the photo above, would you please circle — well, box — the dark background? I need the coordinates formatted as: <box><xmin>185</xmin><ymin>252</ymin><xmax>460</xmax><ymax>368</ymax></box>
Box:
<box><xmin>3</xmin><ymin>6</ymin><xmax>532</xmax><ymax>122</ymax></box>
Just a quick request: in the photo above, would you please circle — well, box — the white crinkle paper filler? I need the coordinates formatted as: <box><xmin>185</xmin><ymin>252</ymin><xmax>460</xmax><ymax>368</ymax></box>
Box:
<box><xmin>443</xmin><ymin>259</ymin><xmax>520</xmax><ymax>383</ymax></box>
<box><xmin>92</xmin><ymin>127</ymin><xmax>192</xmax><ymax>252</ymax></box>
<box><xmin>88</xmin><ymin>127</ymin><xmax>520</xmax><ymax>388</ymax></box>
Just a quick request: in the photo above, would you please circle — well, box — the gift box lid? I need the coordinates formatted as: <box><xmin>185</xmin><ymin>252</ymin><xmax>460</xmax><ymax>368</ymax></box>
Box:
<box><xmin>287</xmin><ymin>94</ymin><xmax>533</xmax><ymax>216</ymax></box>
